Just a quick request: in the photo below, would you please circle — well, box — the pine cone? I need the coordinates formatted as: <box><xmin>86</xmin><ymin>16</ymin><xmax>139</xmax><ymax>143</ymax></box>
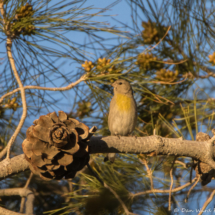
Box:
<box><xmin>22</xmin><ymin>111</ymin><xmax>96</xmax><ymax>181</ymax></box>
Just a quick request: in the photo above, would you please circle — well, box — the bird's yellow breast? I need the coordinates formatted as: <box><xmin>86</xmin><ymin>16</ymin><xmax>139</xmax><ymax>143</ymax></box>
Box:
<box><xmin>115</xmin><ymin>93</ymin><xmax>131</xmax><ymax>112</ymax></box>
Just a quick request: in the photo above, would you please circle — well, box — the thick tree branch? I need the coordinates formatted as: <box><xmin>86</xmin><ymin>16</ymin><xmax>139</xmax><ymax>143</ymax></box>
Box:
<box><xmin>89</xmin><ymin>136</ymin><xmax>215</xmax><ymax>168</ymax></box>
<box><xmin>0</xmin><ymin>154</ymin><xmax>29</xmax><ymax>180</ymax></box>
<box><xmin>1</xmin><ymin>135</ymin><xmax>215</xmax><ymax>180</ymax></box>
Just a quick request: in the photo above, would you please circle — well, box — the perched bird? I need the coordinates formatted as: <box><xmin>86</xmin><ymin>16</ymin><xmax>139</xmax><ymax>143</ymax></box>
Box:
<box><xmin>105</xmin><ymin>79</ymin><xmax>137</xmax><ymax>162</ymax></box>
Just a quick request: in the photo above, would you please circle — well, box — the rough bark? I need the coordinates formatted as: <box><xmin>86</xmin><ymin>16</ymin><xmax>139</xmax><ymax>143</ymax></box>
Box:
<box><xmin>0</xmin><ymin>154</ymin><xmax>29</xmax><ymax>180</ymax></box>
<box><xmin>1</xmin><ymin>135</ymin><xmax>215</xmax><ymax>180</ymax></box>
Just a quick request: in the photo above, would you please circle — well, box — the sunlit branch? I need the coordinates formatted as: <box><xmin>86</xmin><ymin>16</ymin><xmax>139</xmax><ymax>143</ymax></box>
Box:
<box><xmin>185</xmin><ymin>175</ymin><xmax>200</xmax><ymax>203</ymax></box>
<box><xmin>0</xmin><ymin>188</ymin><xmax>34</xmax><ymax>215</ymax></box>
<box><xmin>168</xmin><ymin>157</ymin><xmax>176</xmax><ymax>211</ymax></box>
<box><xmin>0</xmin><ymin>74</ymin><xmax>87</xmax><ymax>104</ymax></box>
<box><xmin>20</xmin><ymin>172</ymin><xmax>34</xmax><ymax>213</ymax></box>
<box><xmin>132</xmin><ymin>178</ymin><xmax>197</xmax><ymax>198</ymax></box>
<box><xmin>198</xmin><ymin>189</ymin><xmax>215</xmax><ymax>215</ymax></box>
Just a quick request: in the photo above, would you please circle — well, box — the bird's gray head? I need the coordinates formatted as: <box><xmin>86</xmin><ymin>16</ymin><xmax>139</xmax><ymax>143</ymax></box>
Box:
<box><xmin>112</xmin><ymin>79</ymin><xmax>133</xmax><ymax>95</ymax></box>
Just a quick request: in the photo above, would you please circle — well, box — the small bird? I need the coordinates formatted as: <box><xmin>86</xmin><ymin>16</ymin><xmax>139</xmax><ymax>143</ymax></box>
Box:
<box><xmin>105</xmin><ymin>79</ymin><xmax>137</xmax><ymax>163</ymax></box>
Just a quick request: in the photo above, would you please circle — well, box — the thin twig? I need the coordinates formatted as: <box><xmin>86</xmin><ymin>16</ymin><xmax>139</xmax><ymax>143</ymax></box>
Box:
<box><xmin>152</xmin><ymin>92</ymin><xmax>175</xmax><ymax>105</ymax></box>
<box><xmin>175</xmin><ymin>160</ymin><xmax>187</xmax><ymax>169</ymax></box>
<box><xmin>0</xmin><ymin>75</ymin><xmax>86</xmax><ymax>104</ymax></box>
<box><xmin>151</xmin><ymin>74</ymin><xmax>188</xmax><ymax>85</ymax></box>
<box><xmin>1</xmin><ymin>0</ymin><xmax>28</xmax><ymax>159</ymax></box>
<box><xmin>0</xmin><ymin>0</ymin><xmax>6</xmax><ymax>23</ymax></box>
<box><xmin>141</xmin><ymin>158</ymin><xmax>154</xmax><ymax>189</ymax></box>
<box><xmin>162</xmin><ymin>59</ymin><xmax>188</xmax><ymax>65</ymax></box>
<box><xmin>147</xmin><ymin>26</ymin><xmax>171</xmax><ymax>52</ymax></box>
<box><xmin>185</xmin><ymin>175</ymin><xmax>200</xmax><ymax>203</ymax></box>
<box><xmin>20</xmin><ymin>172</ymin><xmax>33</xmax><ymax>213</ymax></box>
<box><xmin>194</xmin><ymin>63</ymin><xmax>215</xmax><ymax>79</ymax></box>
<box><xmin>5</xmin><ymin>38</ymin><xmax>27</xmax><ymax>159</ymax></box>
<box><xmin>132</xmin><ymin>178</ymin><xmax>197</xmax><ymax>198</ymax></box>
<box><xmin>168</xmin><ymin>156</ymin><xmax>176</xmax><ymax>211</ymax></box>
<box><xmin>198</xmin><ymin>189</ymin><xmax>215</xmax><ymax>215</ymax></box>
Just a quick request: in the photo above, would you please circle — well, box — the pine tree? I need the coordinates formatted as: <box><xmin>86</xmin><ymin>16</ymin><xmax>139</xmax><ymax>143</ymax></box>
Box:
<box><xmin>1</xmin><ymin>0</ymin><xmax>215</xmax><ymax>214</ymax></box>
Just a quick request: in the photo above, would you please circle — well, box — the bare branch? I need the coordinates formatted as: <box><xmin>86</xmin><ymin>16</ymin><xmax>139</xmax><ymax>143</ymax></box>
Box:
<box><xmin>0</xmin><ymin>0</ymin><xmax>28</xmax><ymax>159</ymax></box>
<box><xmin>168</xmin><ymin>157</ymin><xmax>176</xmax><ymax>211</ymax></box>
<box><xmin>0</xmin><ymin>154</ymin><xmax>29</xmax><ymax>180</ymax></box>
<box><xmin>20</xmin><ymin>173</ymin><xmax>34</xmax><ymax>213</ymax></box>
<box><xmin>0</xmin><ymin>188</ymin><xmax>34</xmax><ymax>215</ymax></box>
<box><xmin>5</xmin><ymin>38</ymin><xmax>27</xmax><ymax>159</ymax></box>
<box><xmin>198</xmin><ymin>189</ymin><xmax>215</xmax><ymax>215</ymax></box>
<box><xmin>89</xmin><ymin>135</ymin><xmax>215</xmax><ymax>170</ymax></box>
<box><xmin>147</xmin><ymin>26</ymin><xmax>171</xmax><ymax>52</ymax></box>
<box><xmin>0</xmin><ymin>75</ymin><xmax>87</xmax><ymax>104</ymax></box>
<box><xmin>175</xmin><ymin>160</ymin><xmax>187</xmax><ymax>168</ymax></box>
<box><xmin>185</xmin><ymin>175</ymin><xmax>200</xmax><ymax>203</ymax></box>
<box><xmin>2</xmin><ymin>135</ymin><xmax>215</xmax><ymax>180</ymax></box>
<box><xmin>150</xmin><ymin>74</ymin><xmax>188</xmax><ymax>85</ymax></box>
<box><xmin>132</xmin><ymin>178</ymin><xmax>197</xmax><ymax>198</ymax></box>
<box><xmin>141</xmin><ymin>158</ymin><xmax>154</xmax><ymax>189</ymax></box>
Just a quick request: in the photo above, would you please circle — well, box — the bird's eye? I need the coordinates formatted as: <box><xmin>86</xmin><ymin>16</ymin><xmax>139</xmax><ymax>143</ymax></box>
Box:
<box><xmin>118</xmin><ymin>82</ymin><xmax>122</xmax><ymax>85</ymax></box>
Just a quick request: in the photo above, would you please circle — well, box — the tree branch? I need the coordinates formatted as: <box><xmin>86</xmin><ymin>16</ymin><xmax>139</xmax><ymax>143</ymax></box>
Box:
<box><xmin>185</xmin><ymin>175</ymin><xmax>200</xmax><ymax>203</ymax></box>
<box><xmin>20</xmin><ymin>173</ymin><xmax>33</xmax><ymax>213</ymax></box>
<box><xmin>89</xmin><ymin>135</ymin><xmax>215</xmax><ymax>169</ymax></box>
<box><xmin>0</xmin><ymin>188</ymin><xmax>34</xmax><ymax>215</ymax></box>
<box><xmin>1</xmin><ymin>135</ymin><xmax>215</xmax><ymax>180</ymax></box>
<box><xmin>168</xmin><ymin>157</ymin><xmax>176</xmax><ymax>211</ymax></box>
<box><xmin>0</xmin><ymin>75</ymin><xmax>87</xmax><ymax>104</ymax></box>
<box><xmin>0</xmin><ymin>154</ymin><xmax>29</xmax><ymax>180</ymax></box>
<box><xmin>5</xmin><ymin>37</ymin><xmax>27</xmax><ymax>159</ymax></box>
<box><xmin>198</xmin><ymin>189</ymin><xmax>215</xmax><ymax>215</ymax></box>
<box><xmin>0</xmin><ymin>0</ymin><xmax>28</xmax><ymax>160</ymax></box>
<box><xmin>140</xmin><ymin>158</ymin><xmax>154</xmax><ymax>189</ymax></box>
<box><xmin>0</xmin><ymin>206</ymin><xmax>24</xmax><ymax>215</ymax></box>
<box><xmin>132</xmin><ymin>178</ymin><xmax>197</xmax><ymax>198</ymax></box>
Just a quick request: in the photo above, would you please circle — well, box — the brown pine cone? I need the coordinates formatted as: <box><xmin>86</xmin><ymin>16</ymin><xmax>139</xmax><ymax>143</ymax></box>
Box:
<box><xmin>22</xmin><ymin>111</ymin><xmax>96</xmax><ymax>181</ymax></box>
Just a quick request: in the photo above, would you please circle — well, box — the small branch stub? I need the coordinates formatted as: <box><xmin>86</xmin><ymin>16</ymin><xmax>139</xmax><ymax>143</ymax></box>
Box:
<box><xmin>22</xmin><ymin>111</ymin><xmax>96</xmax><ymax>181</ymax></box>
